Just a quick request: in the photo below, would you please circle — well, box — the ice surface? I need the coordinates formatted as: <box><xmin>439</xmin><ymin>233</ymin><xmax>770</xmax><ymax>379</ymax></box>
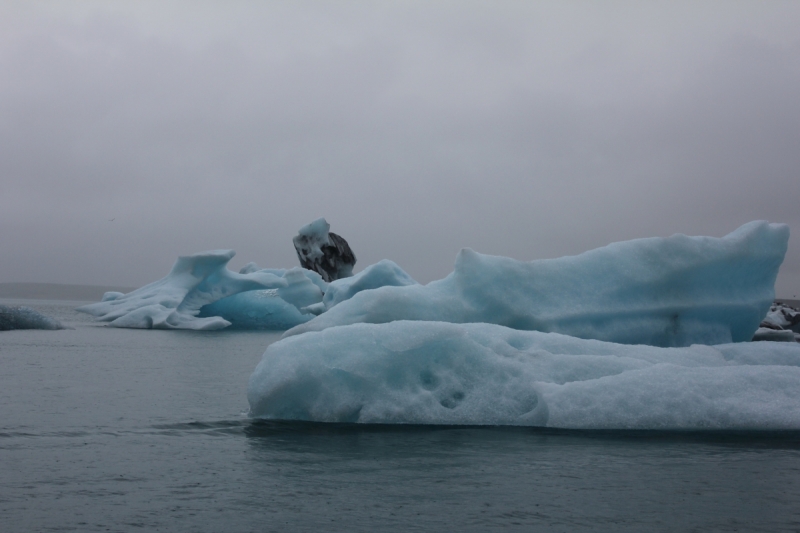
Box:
<box><xmin>303</xmin><ymin>259</ymin><xmax>417</xmax><ymax>315</ymax></box>
<box><xmin>0</xmin><ymin>305</ymin><xmax>65</xmax><ymax>330</ymax></box>
<box><xmin>293</xmin><ymin>218</ymin><xmax>356</xmax><ymax>282</ymax></box>
<box><xmin>285</xmin><ymin>221</ymin><xmax>789</xmax><ymax>347</ymax></box>
<box><xmin>199</xmin><ymin>290</ymin><xmax>313</xmax><ymax>330</ymax></box>
<box><xmin>249</xmin><ymin>320</ymin><xmax>800</xmax><ymax>429</ymax></box>
<box><xmin>77</xmin><ymin>250</ymin><xmax>326</xmax><ymax>330</ymax></box>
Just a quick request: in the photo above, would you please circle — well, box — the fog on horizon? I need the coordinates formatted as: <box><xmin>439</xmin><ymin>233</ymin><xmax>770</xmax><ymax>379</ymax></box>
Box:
<box><xmin>1</xmin><ymin>1</ymin><xmax>799</xmax><ymax>297</ymax></box>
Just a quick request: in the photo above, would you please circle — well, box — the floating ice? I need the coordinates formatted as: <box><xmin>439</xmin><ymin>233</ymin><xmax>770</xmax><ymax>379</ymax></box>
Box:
<box><xmin>760</xmin><ymin>302</ymin><xmax>800</xmax><ymax>331</ymax></box>
<box><xmin>249</xmin><ymin>320</ymin><xmax>800</xmax><ymax>429</ymax></box>
<box><xmin>76</xmin><ymin>250</ymin><xmax>326</xmax><ymax>330</ymax></box>
<box><xmin>285</xmin><ymin>221</ymin><xmax>789</xmax><ymax>347</ymax></box>
<box><xmin>0</xmin><ymin>305</ymin><xmax>65</xmax><ymax>330</ymax></box>
<box><xmin>303</xmin><ymin>259</ymin><xmax>417</xmax><ymax>315</ymax></box>
<box><xmin>752</xmin><ymin>327</ymin><xmax>798</xmax><ymax>342</ymax></box>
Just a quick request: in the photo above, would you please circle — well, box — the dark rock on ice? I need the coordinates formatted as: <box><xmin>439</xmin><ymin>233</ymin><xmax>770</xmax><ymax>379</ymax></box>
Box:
<box><xmin>0</xmin><ymin>305</ymin><xmax>65</xmax><ymax>331</ymax></box>
<box><xmin>293</xmin><ymin>218</ymin><xmax>356</xmax><ymax>282</ymax></box>
<box><xmin>753</xmin><ymin>302</ymin><xmax>800</xmax><ymax>342</ymax></box>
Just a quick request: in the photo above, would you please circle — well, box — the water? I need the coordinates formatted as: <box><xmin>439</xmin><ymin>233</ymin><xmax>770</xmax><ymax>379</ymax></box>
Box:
<box><xmin>2</xmin><ymin>299</ymin><xmax>800</xmax><ymax>532</ymax></box>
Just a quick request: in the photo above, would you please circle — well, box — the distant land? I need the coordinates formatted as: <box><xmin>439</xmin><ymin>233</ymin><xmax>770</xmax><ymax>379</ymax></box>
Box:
<box><xmin>0</xmin><ymin>282</ymin><xmax>137</xmax><ymax>302</ymax></box>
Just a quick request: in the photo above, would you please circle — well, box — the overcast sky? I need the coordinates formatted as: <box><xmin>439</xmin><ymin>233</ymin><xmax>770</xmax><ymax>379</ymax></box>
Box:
<box><xmin>2</xmin><ymin>1</ymin><xmax>799</xmax><ymax>296</ymax></box>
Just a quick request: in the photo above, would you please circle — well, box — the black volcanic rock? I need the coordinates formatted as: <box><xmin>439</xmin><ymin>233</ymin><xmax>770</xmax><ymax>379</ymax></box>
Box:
<box><xmin>293</xmin><ymin>218</ymin><xmax>356</xmax><ymax>283</ymax></box>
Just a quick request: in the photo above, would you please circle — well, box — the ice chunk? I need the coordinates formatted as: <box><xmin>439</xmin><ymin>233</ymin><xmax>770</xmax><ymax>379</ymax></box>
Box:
<box><xmin>752</xmin><ymin>327</ymin><xmax>799</xmax><ymax>342</ymax></box>
<box><xmin>0</xmin><ymin>305</ymin><xmax>65</xmax><ymax>330</ymax></box>
<box><xmin>759</xmin><ymin>302</ymin><xmax>800</xmax><ymax>333</ymax></box>
<box><xmin>303</xmin><ymin>259</ymin><xmax>417</xmax><ymax>315</ymax></box>
<box><xmin>249</xmin><ymin>320</ymin><xmax>800</xmax><ymax>429</ymax></box>
<box><xmin>199</xmin><ymin>290</ymin><xmax>313</xmax><ymax>330</ymax></box>
<box><xmin>285</xmin><ymin>221</ymin><xmax>789</xmax><ymax>347</ymax></box>
<box><xmin>76</xmin><ymin>250</ymin><xmax>325</xmax><ymax>330</ymax></box>
<box><xmin>101</xmin><ymin>291</ymin><xmax>124</xmax><ymax>302</ymax></box>
<box><xmin>293</xmin><ymin>218</ymin><xmax>356</xmax><ymax>282</ymax></box>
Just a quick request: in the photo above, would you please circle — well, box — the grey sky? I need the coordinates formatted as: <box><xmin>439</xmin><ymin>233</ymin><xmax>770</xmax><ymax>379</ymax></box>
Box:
<box><xmin>2</xmin><ymin>1</ymin><xmax>799</xmax><ymax>297</ymax></box>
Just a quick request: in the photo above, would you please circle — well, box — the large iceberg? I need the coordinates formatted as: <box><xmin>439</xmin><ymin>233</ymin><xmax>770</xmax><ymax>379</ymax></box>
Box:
<box><xmin>248</xmin><ymin>320</ymin><xmax>800</xmax><ymax>429</ymax></box>
<box><xmin>285</xmin><ymin>221</ymin><xmax>789</xmax><ymax>347</ymax></box>
<box><xmin>76</xmin><ymin>250</ymin><xmax>326</xmax><ymax>330</ymax></box>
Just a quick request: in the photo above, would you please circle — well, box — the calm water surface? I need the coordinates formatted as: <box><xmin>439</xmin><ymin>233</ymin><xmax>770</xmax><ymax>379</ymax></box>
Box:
<box><xmin>1</xmin><ymin>299</ymin><xmax>799</xmax><ymax>532</ymax></box>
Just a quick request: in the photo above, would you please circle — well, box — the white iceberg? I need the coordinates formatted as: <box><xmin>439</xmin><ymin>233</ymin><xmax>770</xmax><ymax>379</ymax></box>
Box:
<box><xmin>248</xmin><ymin>320</ymin><xmax>800</xmax><ymax>429</ymax></box>
<box><xmin>285</xmin><ymin>221</ymin><xmax>789</xmax><ymax>347</ymax></box>
<box><xmin>76</xmin><ymin>250</ymin><xmax>326</xmax><ymax>330</ymax></box>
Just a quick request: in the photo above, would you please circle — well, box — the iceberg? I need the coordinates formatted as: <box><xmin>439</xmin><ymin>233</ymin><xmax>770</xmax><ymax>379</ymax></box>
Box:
<box><xmin>0</xmin><ymin>305</ymin><xmax>65</xmax><ymax>330</ymax></box>
<box><xmin>248</xmin><ymin>320</ymin><xmax>800</xmax><ymax>429</ymax></box>
<box><xmin>76</xmin><ymin>250</ymin><xmax>326</xmax><ymax>330</ymax></box>
<box><xmin>74</xmin><ymin>247</ymin><xmax>416</xmax><ymax>331</ymax></box>
<box><xmin>285</xmin><ymin>221</ymin><xmax>789</xmax><ymax>347</ymax></box>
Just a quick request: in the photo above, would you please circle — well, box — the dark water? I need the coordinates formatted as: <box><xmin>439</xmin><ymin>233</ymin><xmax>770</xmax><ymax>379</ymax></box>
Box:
<box><xmin>2</xmin><ymin>300</ymin><xmax>800</xmax><ymax>532</ymax></box>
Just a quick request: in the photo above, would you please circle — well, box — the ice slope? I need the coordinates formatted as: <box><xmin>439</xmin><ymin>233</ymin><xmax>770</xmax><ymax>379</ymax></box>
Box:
<box><xmin>0</xmin><ymin>305</ymin><xmax>65</xmax><ymax>330</ymax></box>
<box><xmin>76</xmin><ymin>250</ymin><xmax>326</xmax><ymax>330</ymax></box>
<box><xmin>303</xmin><ymin>259</ymin><xmax>417</xmax><ymax>315</ymax></box>
<box><xmin>249</xmin><ymin>321</ymin><xmax>800</xmax><ymax>429</ymax></box>
<box><xmin>285</xmin><ymin>221</ymin><xmax>789</xmax><ymax>347</ymax></box>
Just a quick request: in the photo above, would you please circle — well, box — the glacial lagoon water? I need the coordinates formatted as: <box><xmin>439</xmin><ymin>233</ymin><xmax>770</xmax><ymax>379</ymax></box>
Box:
<box><xmin>2</xmin><ymin>299</ymin><xmax>800</xmax><ymax>532</ymax></box>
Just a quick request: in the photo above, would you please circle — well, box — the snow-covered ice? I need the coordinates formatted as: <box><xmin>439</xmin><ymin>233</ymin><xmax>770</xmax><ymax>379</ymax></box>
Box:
<box><xmin>285</xmin><ymin>221</ymin><xmax>789</xmax><ymax>347</ymax></box>
<box><xmin>76</xmin><ymin>250</ymin><xmax>326</xmax><ymax>330</ymax></box>
<box><xmin>0</xmin><ymin>305</ymin><xmax>65</xmax><ymax>330</ymax></box>
<box><xmin>249</xmin><ymin>320</ymin><xmax>800</xmax><ymax>429</ymax></box>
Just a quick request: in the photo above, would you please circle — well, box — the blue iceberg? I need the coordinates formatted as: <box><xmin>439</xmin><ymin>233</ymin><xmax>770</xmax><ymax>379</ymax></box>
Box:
<box><xmin>248</xmin><ymin>320</ymin><xmax>800</xmax><ymax>429</ymax></box>
<box><xmin>285</xmin><ymin>221</ymin><xmax>789</xmax><ymax>347</ymax></box>
<box><xmin>76</xmin><ymin>221</ymin><xmax>788</xmax><ymax>345</ymax></box>
<box><xmin>76</xmin><ymin>250</ymin><xmax>327</xmax><ymax>330</ymax></box>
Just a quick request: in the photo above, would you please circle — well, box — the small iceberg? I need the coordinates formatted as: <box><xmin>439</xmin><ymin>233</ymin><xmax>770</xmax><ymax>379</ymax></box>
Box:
<box><xmin>76</xmin><ymin>250</ymin><xmax>327</xmax><ymax>330</ymax></box>
<box><xmin>0</xmin><ymin>305</ymin><xmax>65</xmax><ymax>331</ymax></box>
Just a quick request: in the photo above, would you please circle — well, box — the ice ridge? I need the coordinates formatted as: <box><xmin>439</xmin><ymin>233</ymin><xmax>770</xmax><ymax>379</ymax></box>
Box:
<box><xmin>285</xmin><ymin>221</ymin><xmax>789</xmax><ymax>347</ymax></box>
